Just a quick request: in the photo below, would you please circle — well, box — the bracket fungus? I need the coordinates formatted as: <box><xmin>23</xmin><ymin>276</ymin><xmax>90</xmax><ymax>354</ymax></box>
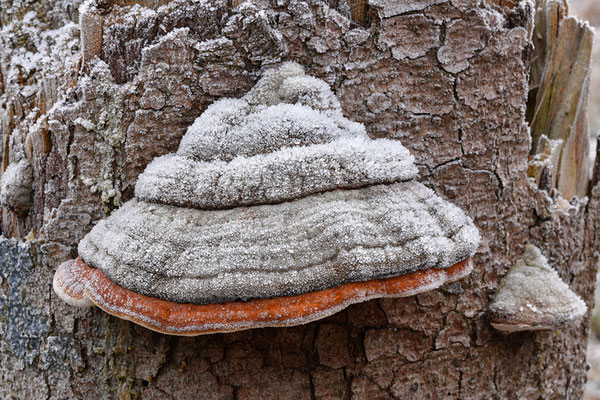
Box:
<box><xmin>487</xmin><ymin>244</ymin><xmax>587</xmax><ymax>333</ymax></box>
<box><xmin>53</xmin><ymin>62</ymin><xmax>480</xmax><ymax>335</ymax></box>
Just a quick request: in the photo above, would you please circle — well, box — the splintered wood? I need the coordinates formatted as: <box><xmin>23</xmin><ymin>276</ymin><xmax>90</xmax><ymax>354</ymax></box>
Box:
<box><xmin>527</xmin><ymin>0</ymin><xmax>593</xmax><ymax>200</ymax></box>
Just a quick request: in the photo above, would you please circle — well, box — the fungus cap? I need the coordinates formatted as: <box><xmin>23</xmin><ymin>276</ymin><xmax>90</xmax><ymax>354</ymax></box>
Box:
<box><xmin>487</xmin><ymin>244</ymin><xmax>587</xmax><ymax>332</ymax></box>
<box><xmin>53</xmin><ymin>62</ymin><xmax>481</xmax><ymax>335</ymax></box>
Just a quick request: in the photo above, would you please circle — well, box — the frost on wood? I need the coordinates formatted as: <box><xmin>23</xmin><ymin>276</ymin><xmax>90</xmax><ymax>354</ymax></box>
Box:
<box><xmin>0</xmin><ymin>3</ymin><xmax>80</xmax><ymax>137</ymax></box>
<box><xmin>79</xmin><ymin>1</ymin><xmax>103</xmax><ymax>66</ymax></box>
<box><xmin>54</xmin><ymin>63</ymin><xmax>480</xmax><ymax>334</ymax></box>
<box><xmin>0</xmin><ymin>159</ymin><xmax>33</xmax><ymax>214</ymax></box>
<box><xmin>367</xmin><ymin>0</ymin><xmax>446</xmax><ymax>18</ymax></box>
<box><xmin>527</xmin><ymin>134</ymin><xmax>563</xmax><ymax>192</ymax></box>
<box><xmin>487</xmin><ymin>244</ymin><xmax>587</xmax><ymax>332</ymax></box>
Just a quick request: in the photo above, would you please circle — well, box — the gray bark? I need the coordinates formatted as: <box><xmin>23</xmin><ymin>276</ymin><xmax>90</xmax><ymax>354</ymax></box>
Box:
<box><xmin>0</xmin><ymin>0</ymin><xmax>598</xmax><ymax>398</ymax></box>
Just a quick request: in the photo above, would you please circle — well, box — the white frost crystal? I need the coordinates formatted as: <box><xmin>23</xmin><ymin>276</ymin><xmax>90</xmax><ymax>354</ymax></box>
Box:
<box><xmin>78</xmin><ymin>62</ymin><xmax>481</xmax><ymax>304</ymax></box>
<box><xmin>0</xmin><ymin>159</ymin><xmax>33</xmax><ymax>213</ymax></box>
<box><xmin>488</xmin><ymin>244</ymin><xmax>587</xmax><ymax>332</ymax></box>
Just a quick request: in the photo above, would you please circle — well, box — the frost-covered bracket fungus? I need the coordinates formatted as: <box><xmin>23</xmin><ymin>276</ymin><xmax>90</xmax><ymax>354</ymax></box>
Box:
<box><xmin>487</xmin><ymin>244</ymin><xmax>587</xmax><ymax>333</ymax></box>
<box><xmin>53</xmin><ymin>63</ymin><xmax>481</xmax><ymax>336</ymax></box>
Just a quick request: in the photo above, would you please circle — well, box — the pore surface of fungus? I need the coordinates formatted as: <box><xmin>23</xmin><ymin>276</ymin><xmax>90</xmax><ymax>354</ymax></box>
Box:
<box><xmin>53</xmin><ymin>62</ymin><xmax>481</xmax><ymax>335</ymax></box>
<box><xmin>487</xmin><ymin>244</ymin><xmax>587</xmax><ymax>332</ymax></box>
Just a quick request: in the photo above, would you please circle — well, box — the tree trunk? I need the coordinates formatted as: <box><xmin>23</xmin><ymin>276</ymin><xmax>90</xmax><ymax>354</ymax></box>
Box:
<box><xmin>1</xmin><ymin>0</ymin><xmax>598</xmax><ymax>398</ymax></box>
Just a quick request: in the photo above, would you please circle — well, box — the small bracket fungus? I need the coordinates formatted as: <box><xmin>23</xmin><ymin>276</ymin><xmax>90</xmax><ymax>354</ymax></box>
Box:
<box><xmin>0</xmin><ymin>159</ymin><xmax>34</xmax><ymax>214</ymax></box>
<box><xmin>487</xmin><ymin>244</ymin><xmax>587</xmax><ymax>333</ymax></box>
<box><xmin>53</xmin><ymin>62</ymin><xmax>480</xmax><ymax>335</ymax></box>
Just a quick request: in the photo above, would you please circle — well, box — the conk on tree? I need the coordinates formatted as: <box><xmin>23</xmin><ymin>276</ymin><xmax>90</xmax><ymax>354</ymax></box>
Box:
<box><xmin>53</xmin><ymin>62</ymin><xmax>481</xmax><ymax>336</ymax></box>
<box><xmin>487</xmin><ymin>243</ymin><xmax>587</xmax><ymax>333</ymax></box>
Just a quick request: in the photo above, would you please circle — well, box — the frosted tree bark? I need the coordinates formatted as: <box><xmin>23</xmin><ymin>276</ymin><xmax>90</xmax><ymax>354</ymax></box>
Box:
<box><xmin>0</xmin><ymin>0</ymin><xmax>598</xmax><ymax>398</ymax></box>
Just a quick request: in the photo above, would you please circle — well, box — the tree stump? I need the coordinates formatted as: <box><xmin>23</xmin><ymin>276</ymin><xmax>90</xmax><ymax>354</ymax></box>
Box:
<box><xmin>0</xmin><ymin>0</ymin><xmax>598</xmax><ymax>398</ymax></box>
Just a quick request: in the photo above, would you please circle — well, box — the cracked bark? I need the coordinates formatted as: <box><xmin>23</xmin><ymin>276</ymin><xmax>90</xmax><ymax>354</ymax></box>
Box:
<box><xmin>0</xmin><ymin>0</ymin><xmax>598</xmax><ymax>398</ymax></box>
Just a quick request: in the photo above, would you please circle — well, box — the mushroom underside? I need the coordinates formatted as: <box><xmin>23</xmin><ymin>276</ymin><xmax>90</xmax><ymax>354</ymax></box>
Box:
<box><xmin>53</xmin><ymin>257</ymin><xmax>473</xmax><ymax>336</ymax></box>
<box><xmin>487</xmin><ymin>311</ymin><xmax>574</xmax><ymax>332</ymax></box>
